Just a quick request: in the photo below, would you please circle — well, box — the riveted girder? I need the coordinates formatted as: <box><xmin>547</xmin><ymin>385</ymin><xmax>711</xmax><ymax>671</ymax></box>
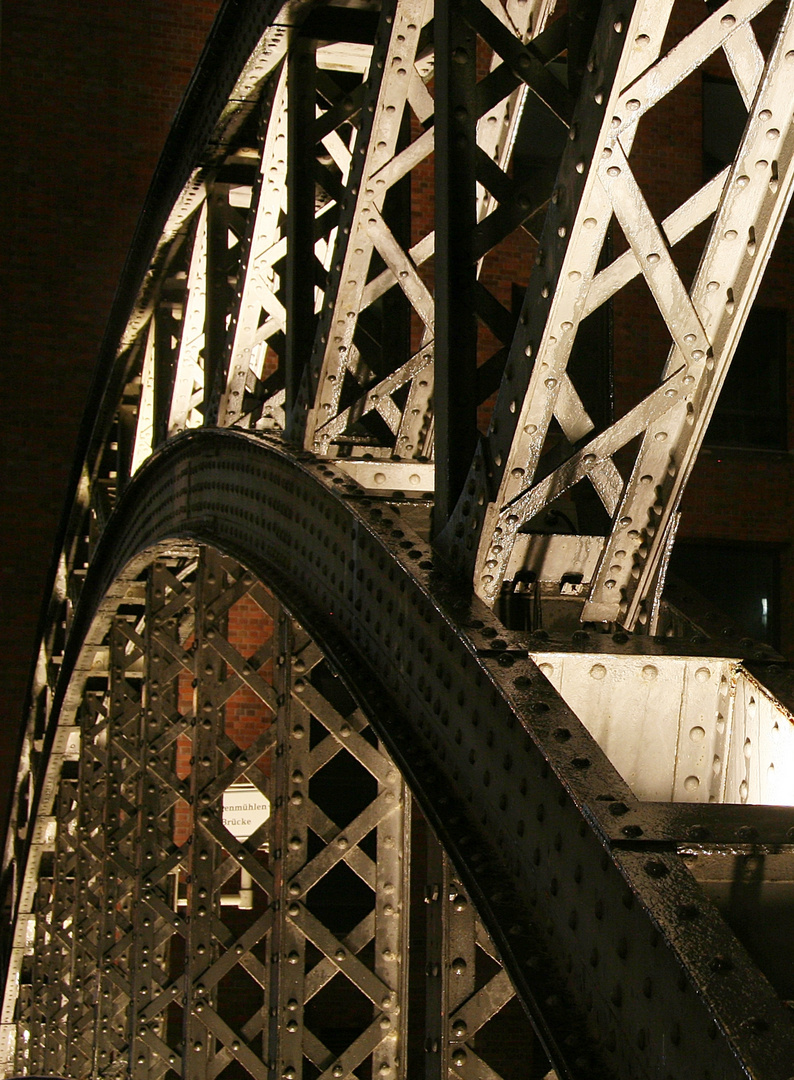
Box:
<box><xmin>6</xmin><ymin>548</ymin><xmax>548</xmax><ymax>1080</ymax></box>
<box><xmin>453</xmin><ymin>0</ymin><xmax>794</xmax><ymax>626</ymax></box>
<box><xmin>100</xmin><ymin>0</ymin><xmax>794</xmax><ymax>630</ymax></box>
<box><xmin>7</xmin><ymin>2</ymin><xmax>794</xmax><ymax>1078</ymax></box>
<box><xmin>6</xmin><ymin>431</ymin><xmax>794</xmax><ymax>1080</ymax></box>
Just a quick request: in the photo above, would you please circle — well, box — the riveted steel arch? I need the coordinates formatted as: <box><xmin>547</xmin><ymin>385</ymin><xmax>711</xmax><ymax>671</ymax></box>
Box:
<box><xmin>8</xmin><ymin>0</ymin><xmax>794</xmax><ymax>1077</ymax></box>
<box><xmin>7</xmin><ymin>428</ymin><xmax>794</xmax><ymax>1079</ymax></box>
<box><xmin>8</xmin><ymin>480</ymin><xmax>547</xmax><ymax>1080</ymax></box>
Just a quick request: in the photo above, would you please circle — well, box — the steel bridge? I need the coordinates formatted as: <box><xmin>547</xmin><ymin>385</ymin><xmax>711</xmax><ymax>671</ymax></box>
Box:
<box><xmin>5</xmin><ymin>0</ymin><xmax>794</xmax><ymax>1076</ymax></box>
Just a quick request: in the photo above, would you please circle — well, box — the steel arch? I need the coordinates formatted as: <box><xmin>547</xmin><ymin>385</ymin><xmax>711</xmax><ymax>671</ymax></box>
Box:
<box><xmin>7</xmin><ymin>0</ymin><xmax>794</xmax><ymax>1077</ymax></box>
<box><xmin>5</xmin><ymin>430</ymin><xmax>794</xmax><ymax>1079</ymax></box>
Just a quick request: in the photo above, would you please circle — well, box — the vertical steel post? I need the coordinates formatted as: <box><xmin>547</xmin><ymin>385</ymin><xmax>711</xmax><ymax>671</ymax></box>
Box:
<box><xmin>27</xmin><ymin>876</ymin><xmax>52</xmax><ymax>1075</ymax></box>
<box><xmin>13</xmin><ymin>971</ymin><xmax>32</xmax><ymax>1074</ymax></box>
<box><xmin>433</xmin><ymin>0</ymin><xmax>479</xmax><ymax>533</ymax></box>
<box><xmin>66</xmin><ymin>774</ymin><xmax>92</xmax><ymax>1078</ymax></box>
<box><xmin>285</xmin><ymin>36</ymin><xmax>318</xmax><ymax>434</ymax></box>
<box><xmin>95</xmin><ymin>620</ymin><xmax>133</xmax><ymax>1078</ymax></box>
<box><xmin>153</xmin><ymin>302</ymin><xmax>177</xmax><ymax>450</ymax></box>
<box><xmin>71</xmin><ymin>694</ymin><xmax>108</xmax><ymax>1075</ymax></box>
<box><xmin>58</xmin><ymin>777</ymin><xmax>82</xmax><ymax>1077</ymax></box>
<box><xmin>185</xmin><ymin>549</ymin><xmax>226</xmax><ymax>1080</ymax></box>
<box><xmin>443</xmin><ymin>857</ymin><xmax>476</xmax><ymax>1076</ymax></box>
<box><xmin>130</xmin><ymin>564</ymin><xmax>190</xmax><ymax>1080</ymax></box>
<box><xmin>423</xmin><ymin>839</ymin><xmax>474</xmax><ymax>1079</ymax></box>
<box><xmin>373</xmin><ymin>757</ymin><xmax>410</xmax><ymax>1080</ymax></box>
<box><xmin>204</xmin><ymin>190</ymin><xmax>232</xmax><ymax>424</ymax></box>
<box><xmin>129</xmin><ymin>596</ymin><xmax>158</xmax><ymax>1080</ymax></box>
<box><xmin>423</xmin><ymin>830</ymin><xmax>444</xmax><ymax>1080</ymax></box>
<box><xmin>268</xmin><ymin>611</ymin><xmax>309</xmax><ymax>1080</ymax></box>
<box><xmin>105</xmin><ymin>614</ymin><xmax>147</xmax><ymax>1070</ymax></box>
<box><xmin>44</xmin><ymin>780</ymin><xmax>74</xmax><ymax>1077</ymax></box>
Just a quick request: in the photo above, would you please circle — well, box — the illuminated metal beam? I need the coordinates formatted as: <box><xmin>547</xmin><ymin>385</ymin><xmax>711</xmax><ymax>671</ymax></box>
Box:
<box><xmin>6</xmin><ymin>433</ymin><xmax>792</xmax><ymax>1078</ymax></box>
<box><xmin>9</xmin><ymin>4</ymin><xmax>794</xmax><ymax>1080</ymax></box>
<box><xmin>457</xmin><ymin>0</ymin><xmax>794</xmax><ymax>627</ymax></box>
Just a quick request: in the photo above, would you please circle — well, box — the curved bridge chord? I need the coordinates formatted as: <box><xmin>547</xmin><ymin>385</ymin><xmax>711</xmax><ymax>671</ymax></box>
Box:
<box><xmin>5</xmin><ymin>2</ymin><xmax>794</xmax><ymax>1079</ymax></box>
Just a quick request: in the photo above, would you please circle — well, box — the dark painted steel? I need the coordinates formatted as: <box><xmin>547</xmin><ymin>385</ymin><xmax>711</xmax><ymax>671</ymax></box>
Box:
<box><xmin>41</xmin><ymin>427</ymin><xmax>794</xmax><ymax>1080</ymax></box>
<box><xmin>8</xmin><ymin>1</ymin><xmax>794</xmax><ymax>1077</ymax></box>
<box><xmin>285</xmin><ymin>37</ymin><xmax>318</xmax><ymax>432</ymax></box>
<box><xmin>96</xmin><ymin>624</ymin><xmax>137</xmax><ymax>1077</ymax></box>
<box><xmin>433</xmin><ymin>0</ymin><xmax>479</xmax><ymax>532</ymax></box>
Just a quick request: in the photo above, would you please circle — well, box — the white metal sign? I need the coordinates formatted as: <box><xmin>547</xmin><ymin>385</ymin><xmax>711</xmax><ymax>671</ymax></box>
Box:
<box><xmin>222</xmin><ymin>783</ymin><xmax>271</xmax><ymax>842</ymax></box>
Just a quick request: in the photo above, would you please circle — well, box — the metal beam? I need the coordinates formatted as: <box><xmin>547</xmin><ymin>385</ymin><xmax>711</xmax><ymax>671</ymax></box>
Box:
<box><xmin>9</xmin><ymin>3</ymin><xmax>794</xmax><ymax>1079</ymax></box>
<box><xmin>10</xmin><ymin>428</ymin><xmax>791</xmax><ymax>1079</ymax></box>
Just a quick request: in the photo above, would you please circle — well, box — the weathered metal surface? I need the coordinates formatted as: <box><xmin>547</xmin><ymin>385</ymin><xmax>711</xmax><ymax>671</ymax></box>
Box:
<box><xmin>4</xmin><ymin>429</ymin><xmax>793</xmax><ymax>1079</ymax></box>
<box><xmin>8</xmin><ymin>544</ymin><xmax>432</xmax><ymax>1080</ymax></box>
<box><xmin>526</xmin><ymin>653</ymin><xmax>794</xmax><ymax>805</ymax></box>
<box><xmin>449</xmin><ymin>0</ymin><xmax>794</xmax><ymax>622</ymax></box>
<box><xmin>40</xmin><ymin>0</ymin><xmax>794</xmax><ymax>627</ymax></box>
<box><xmin>7</xmin><ymin>0</ymin><xmax>794</xmax><ymax>1077</ymax></box>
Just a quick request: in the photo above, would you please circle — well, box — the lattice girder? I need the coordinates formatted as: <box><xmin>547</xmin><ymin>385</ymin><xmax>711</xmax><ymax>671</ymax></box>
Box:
<box><xmin>302</xmin><ymin>0</ymin><xmax>435</xmax><ymax>456</ymax></box>
<box><xmin>7</xmin><ymin>430</ymin><xmax>794</xmax><ymax>1079</ymax></box>
<box><xmin>9</xmin><ymin>3</ymin><xmax>794</xmax><ymax>1079</ymax></box>
<box><xmin>451</xmin><ymin>0</ymin><xmax>794</xmax><ymax>625</ymax></box>
<box><xmin>112</xmin><ymin>0</ymin><xmax>794</xmax><ymax>631</ymax></box>
<box><xmin>108</xmin><ymin>0</ymin><xmax>794</xmax><ymax>630</ymax></box>
<box><xmin>138</xmin><ymin>0</ymin><xmax>592</xmax><ymax>501</ymax></box>
<box><xmin>25</xmin><ymin>0</ymin><xmax>794</xmax><ymax>636</ymax></box>
<box><xmin>7</xmin><ymin>548</ymin><xmax>550</xmax><ymax>1080</ymax></box>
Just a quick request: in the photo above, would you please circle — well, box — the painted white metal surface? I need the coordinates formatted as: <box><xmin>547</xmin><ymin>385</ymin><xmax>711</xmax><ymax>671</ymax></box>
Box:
<box><xmin>532</xmin><ymin>652</ymin><xmax>794</xmax><ymax>806</ymax></box>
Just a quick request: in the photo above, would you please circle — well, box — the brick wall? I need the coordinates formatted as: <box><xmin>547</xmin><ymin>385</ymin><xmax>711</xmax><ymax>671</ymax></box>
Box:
<box><xmin>174</xmin><ymin>593</ymin><xmax>275</xmax><ymax>845</ymax></box>
<box><xmin>0</xmin><ymin>0</ymin><xmax>221</xmax><ymax>810</ymax></box>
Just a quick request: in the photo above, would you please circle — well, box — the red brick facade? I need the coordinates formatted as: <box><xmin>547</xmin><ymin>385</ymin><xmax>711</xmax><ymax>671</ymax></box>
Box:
<box><xmin>0</xmin><ymin>0</ymin><xmax>222</xmax><ymax>808</ymax></box>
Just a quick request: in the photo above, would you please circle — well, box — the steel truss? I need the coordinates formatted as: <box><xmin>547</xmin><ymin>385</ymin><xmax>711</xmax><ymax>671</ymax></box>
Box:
<box><xmin>6</xmin><ymin>0</ymin><xmax>794</xmax><ymax>1078</ymax></box>
<box><xmin>7</xmin><ymin>547</ymin><xmax>541</xmax><ymax>1080</ymax></box>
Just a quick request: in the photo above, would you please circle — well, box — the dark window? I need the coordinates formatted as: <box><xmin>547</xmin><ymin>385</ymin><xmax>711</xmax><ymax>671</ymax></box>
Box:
<box><xmin>669</xmin><ymin>541</ymin><xmax>780</xmax><ymax>646</ymax></box>
<box><xmin>705</xmin><ymin>307</ymin><xmax>787</xmax><ymax>450</ymax></box>
<box><xmin>702</xmin><ymin>74</ymin><xmax>746</xmax><ymax>179</ymax></box>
